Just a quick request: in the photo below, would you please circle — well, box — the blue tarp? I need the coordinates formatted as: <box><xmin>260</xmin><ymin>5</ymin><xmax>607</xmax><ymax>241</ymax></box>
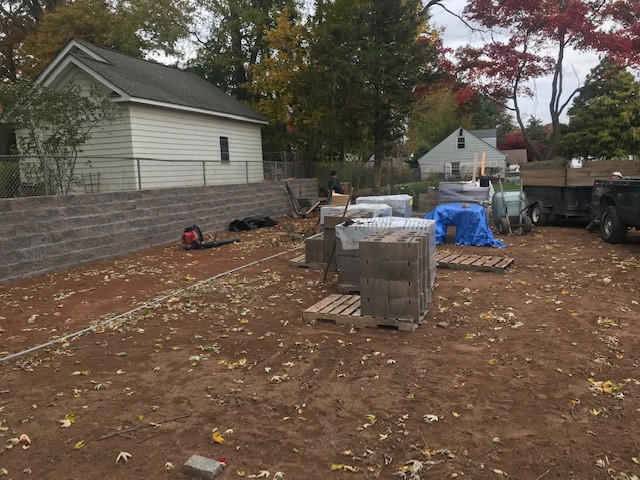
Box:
<box><xmin>424</xmin><ymin>203</ymin><xmax>507</xmax><ymax>248</ymax></box>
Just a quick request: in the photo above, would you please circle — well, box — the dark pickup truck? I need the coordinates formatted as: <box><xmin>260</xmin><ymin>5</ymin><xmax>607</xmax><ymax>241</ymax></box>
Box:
<box><xmin>591</xmin><ymin>178</ymin><xmax>640</xmax><ymax>243</ymax></box>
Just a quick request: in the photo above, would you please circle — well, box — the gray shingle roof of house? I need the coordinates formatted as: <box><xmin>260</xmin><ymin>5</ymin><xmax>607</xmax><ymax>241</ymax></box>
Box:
<box><xmin>469</xmin><ymin>129</ymin><xmax>497</xmax><ymax>139</ymax></box>
<box><xmin>70</xmin><ymin>39</ymin><xmax>267</xmax><ymax>123</ymax></box>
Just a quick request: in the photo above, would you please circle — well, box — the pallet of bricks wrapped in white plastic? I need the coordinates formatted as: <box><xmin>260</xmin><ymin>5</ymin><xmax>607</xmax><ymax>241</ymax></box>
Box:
<box><xmin>303</xmin><ymin>217</ymin><xmax>437</xmax><ymax>332</ymax></box>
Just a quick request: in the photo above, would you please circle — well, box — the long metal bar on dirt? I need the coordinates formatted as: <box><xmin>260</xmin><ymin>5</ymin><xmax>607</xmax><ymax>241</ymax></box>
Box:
<box><xmin>0</xmin><ymin>246</ymin><xmax>302</xmax><ymax>363</ymax></box>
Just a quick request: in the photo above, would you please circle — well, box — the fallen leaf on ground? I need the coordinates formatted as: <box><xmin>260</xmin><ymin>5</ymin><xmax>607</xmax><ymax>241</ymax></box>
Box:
<box><xmin>424</xmin><ymin>414</ymin><xmax>439</xmax><ymax>423</ymax></box>
<box><xmin>165</xmin><ymin>462</ymin><xmax>174</xmax><ymax>471</ymax></box>
<box><xmin>74</xmin><ymin>440</ymin><xmax>85</xmax><ymax>450</ymax></box>
<box><xmin>116</xmin><ymin>451</ymin><xmax>132</xmax><ymax>464</ymax></box>
<box><xmin>331</xmin><ymin>464</ymin><xmax>359</xmax><ymax>472</ymax></box>
<box><xmin>212</xmin><ymin>431</ymin><xmax>225</xmax><ymax>444</ymax></box>
<box><xmin>0</xmin><ymin>468</ymin><xmax>7</xmax><ymax>477</ymax></box>
<box><xmin>59</xmin><ymin>419</ymin><xmax>72</xmax><ymax>428</ymax></box>
<box><xmin>256</xmin><ymin>471</ymin><xmax>270</xmax><ymax>478</ymax></box>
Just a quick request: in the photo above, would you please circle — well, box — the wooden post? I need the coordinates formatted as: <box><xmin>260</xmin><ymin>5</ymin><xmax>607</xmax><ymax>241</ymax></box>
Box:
<box><xmin>481</xmin><ymin>152</ymin><xmax>486</xmax><ymax>177</ymax></box>
<box><xmin>472</xmin><ymin>152</ymin><xmax>478</xmax><ymax>183</ymax></box>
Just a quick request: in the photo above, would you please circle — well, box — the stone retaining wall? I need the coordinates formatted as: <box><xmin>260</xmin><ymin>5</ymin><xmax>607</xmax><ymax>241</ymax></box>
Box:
<box><xmin>0</xmin><ymin>178</ymin><xmax>317</xmax><ymax>283</ymax></box>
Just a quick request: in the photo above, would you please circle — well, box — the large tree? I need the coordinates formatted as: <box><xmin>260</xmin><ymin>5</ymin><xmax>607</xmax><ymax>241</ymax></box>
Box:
<box><xmin>458</xmin><ymin>0</ymin><xmax>640</xmax><ymax>160</ymax></box>
<box><xmin>309</xmin><ymin>0</ymin><xmax>433</xmax><ymax>190</ymax></box>
<box><xmin>557</xmin><ymin>58</ymin><xmax>640</xmax><ymax>159</ymax></box>
<box><xmin>1</xmin><ymin>0</ymin><xmax>192</xmax><ymax>81</ymax></box>
<box><xmin>190</xmin><ymin>0</ymin><xmax>296</xmax><ymax>101</ymax></box>
<box><xmin>0</xmin><ymin>0</ymin><xmax>63</xmax><ymax>81</ymax></box>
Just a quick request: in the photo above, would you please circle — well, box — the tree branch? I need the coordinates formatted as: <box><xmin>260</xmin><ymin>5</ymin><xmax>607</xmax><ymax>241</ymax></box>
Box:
<box><xmin>434</xmin><ymin>4</ymin><xmax>486</xmax><ymax>33</ymax></box>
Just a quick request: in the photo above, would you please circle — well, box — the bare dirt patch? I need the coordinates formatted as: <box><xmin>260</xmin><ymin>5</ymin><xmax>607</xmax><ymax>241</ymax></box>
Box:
<box><xmin>1</xmin><ymin>222</ymin><xmax>639</xmax><ymax>480</ymax></box>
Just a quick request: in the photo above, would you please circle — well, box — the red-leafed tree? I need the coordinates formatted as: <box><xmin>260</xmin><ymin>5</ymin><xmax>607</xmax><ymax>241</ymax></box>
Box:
<box><xmin>458</xmin><ymin>0</ymin><xmax>640</xmax><ymax>160</ymax></box>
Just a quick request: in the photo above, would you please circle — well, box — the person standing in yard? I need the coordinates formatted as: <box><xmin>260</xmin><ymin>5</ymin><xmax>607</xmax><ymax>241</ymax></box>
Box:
<box><xmin>611</xmin><ymin>171</ymin><xmax>623</xmax><ymax>179</ymax></box>
<box><xmin>327</xmin><ymin>170</ymin><xmax>344</xmax><ymax>203</ymax></box>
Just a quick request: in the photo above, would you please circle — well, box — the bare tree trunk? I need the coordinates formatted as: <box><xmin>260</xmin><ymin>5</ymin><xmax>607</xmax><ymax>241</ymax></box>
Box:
<box><xmin>372</xmin><ymin>136</ymin><xmax>384</xmax><ymax>193</ymax></box>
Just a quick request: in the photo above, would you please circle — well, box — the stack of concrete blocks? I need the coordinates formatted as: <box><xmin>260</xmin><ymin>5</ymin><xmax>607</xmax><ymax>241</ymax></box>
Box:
<box><xmin>304</xmin><ymin>232</ymin><xmax>325</xmax><ymax>264</ymax></box>
<box><xmin>355</xmin><ymin>194</ymin><xmax>413</xmax><ymax>218</ymax></box>
<box><xmin>305</xmin><ymin>210</ymin><xmax>375</xmax><ymax>267</ymax></box>
<box><xmin>359</xmin><ymin>230</ymin><xmax>436</xmax><ymax>323</ymax></box>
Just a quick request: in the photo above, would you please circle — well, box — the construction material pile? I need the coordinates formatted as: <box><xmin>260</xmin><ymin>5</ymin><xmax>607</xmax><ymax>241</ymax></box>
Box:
<box><xmin>355</xmin><ymin>194</ymin><xmax>413</xmax><ymax>218</ymax></box>
<box><xmin>334</xmin><ymin>217</ymin><xmax>437</xmax><ymax>323</ymax></box>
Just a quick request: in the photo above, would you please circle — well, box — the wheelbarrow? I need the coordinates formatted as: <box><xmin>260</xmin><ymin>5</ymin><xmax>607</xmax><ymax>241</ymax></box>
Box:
<box><xmin>491</xmin><ymin>190</ymin><xmax>533</xmax><ymax>234</ymax></box>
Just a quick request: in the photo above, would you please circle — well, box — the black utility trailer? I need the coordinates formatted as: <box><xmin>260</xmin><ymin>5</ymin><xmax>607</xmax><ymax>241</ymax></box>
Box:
<box><xmin>520</xmin><ymin>160</ymin><xmax>640</xmax><ymax>225</ymax></box>
<box><xmin>523</xmin><ymin>185</ymin><xmax>592</xmax><ymax>225</ymax></box>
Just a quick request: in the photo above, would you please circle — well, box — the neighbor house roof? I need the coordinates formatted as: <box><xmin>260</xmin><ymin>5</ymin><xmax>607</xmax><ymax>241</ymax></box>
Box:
<box><xmin>469</xmin><ymin>129</ymin><xmax>497</xmax><ymax>139</ymax></box>
<box><xmin>36</xmin><ymin>39</ymin><xmax>268</xmax><ymax>125</ymax></box>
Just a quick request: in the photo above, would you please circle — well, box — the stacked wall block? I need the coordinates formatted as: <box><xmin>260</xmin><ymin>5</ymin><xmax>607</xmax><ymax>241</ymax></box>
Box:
<box><xmin>359</xmin><ymin>230</ymin><xmax>436</xmax><ymax>323</ymax></box>
<box><xmin>305</xmin><ymin>232</ymin><xmax>324</xmax><ymax>264</ymax></box>
<box><xmin>336</xmin><ymin>241</ymin><xmax>359</xmax><ymax>290</ymax></box>
<box><xmin>326</xmin><ymin>210</ymin><xmax>374</xmax><ymax>273</ymax></box>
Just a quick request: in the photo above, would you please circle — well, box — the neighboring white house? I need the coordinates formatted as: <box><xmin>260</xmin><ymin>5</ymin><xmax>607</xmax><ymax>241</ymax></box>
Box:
<box><xmin>31</xmin><ymin>39</ymin><xmax>269</xmax><ymax>192</ymax></box>
<box><xmin>418</xmin><ymin>128</ymin><xmax>507</xmax><ymax>180</ymax></box>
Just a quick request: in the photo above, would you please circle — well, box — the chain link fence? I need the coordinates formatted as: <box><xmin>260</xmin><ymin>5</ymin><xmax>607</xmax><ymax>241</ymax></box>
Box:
<box><xmin>0</xmin><ymin>155</ymin><xmax>310</xmax><ymax>198</ymax></box>
<box><xmin>0</xmin><ymin>153</ymin><xmax>516</xmax><ymax>199</ymax></box>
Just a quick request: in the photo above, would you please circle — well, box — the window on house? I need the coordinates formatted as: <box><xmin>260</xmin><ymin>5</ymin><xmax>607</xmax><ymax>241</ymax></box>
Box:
<box><xmin>451</xmin><ymin>162</ymin><xmax>460</xmax><ymax>175</ymax></box>
<box><xmin>457</xmin><ymin>137</ymin><xmax>465</xmax><ymax>149</ymax></box>
<box><xmin>220</xmin><ymin>136</ymin><xmax>230</xmax><ymax>163</ymax></box>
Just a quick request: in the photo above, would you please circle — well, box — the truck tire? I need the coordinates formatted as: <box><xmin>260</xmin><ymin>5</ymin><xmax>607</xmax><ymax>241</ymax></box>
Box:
<box><xmin>530</xmin><ymin>204</ymin><xmax>548</xmax><ymax>226</ymax></box>
<box><xmin>522</xmin><ymin>215</ymin><xmax>533</xmax><ymax>233</ymax></box>
<box><xmin>601</xmin><ymin>206</ymin><xmax>627</xmax><ymax>244</ymax></box>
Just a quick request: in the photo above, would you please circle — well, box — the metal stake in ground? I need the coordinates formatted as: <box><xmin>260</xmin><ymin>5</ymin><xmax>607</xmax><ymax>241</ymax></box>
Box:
<box><xmin>322</xmin><ymin>190</ymin><xmax>353</xmax><ymax>283</ymax></box>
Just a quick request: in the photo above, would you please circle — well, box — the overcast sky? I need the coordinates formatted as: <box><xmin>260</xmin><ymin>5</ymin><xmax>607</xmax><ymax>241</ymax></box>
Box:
<box><xmin>430</xmin><ymin>0</ymin><xmax>602</xmax><ymax>124</ymax></box>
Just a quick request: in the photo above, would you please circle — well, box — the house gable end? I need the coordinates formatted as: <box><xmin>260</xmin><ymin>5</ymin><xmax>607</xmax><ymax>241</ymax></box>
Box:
<box><xmin>418</xmin><ymin>127</ymin><xmax>506</xmax><ymax>166</ymax></box>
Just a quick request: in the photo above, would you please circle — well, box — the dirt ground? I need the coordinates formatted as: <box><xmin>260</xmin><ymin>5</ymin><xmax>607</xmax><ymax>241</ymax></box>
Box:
<box><xmin>1</xmin><ymin>218</ymin><xmax>639</xmax><ymax>480</ymax></box>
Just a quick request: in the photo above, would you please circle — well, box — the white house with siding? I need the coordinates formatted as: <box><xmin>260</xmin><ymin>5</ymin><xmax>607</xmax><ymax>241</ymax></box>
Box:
<box><xmin>418</xmin><ymin>128</ymin><xmax>506</xmax><ymax>180</ymax></box>
<box><xmin>32</xmin><ymin>39</ymin><xmax>268</xmax><ymax>192</ymax></box>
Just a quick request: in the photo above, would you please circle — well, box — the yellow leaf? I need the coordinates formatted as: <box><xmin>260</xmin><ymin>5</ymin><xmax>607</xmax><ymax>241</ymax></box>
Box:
<box><xmin>616</xmin><ymin>354</ymin><xmax>623</xmax><ymax>359</ymax></box>
<box><xmin>239</xmin><ymin>318</ymin><xmax>249</xmax><ymax>324</ymax></box>
<box><xmin>237</xmin><ymin>470</ymin><xmax>246</xmax><ymax>477</ymax></box>
<box><xmin>212</xmin><ymin>431</ymin><xmax>225</xmax><ymax>444</ymax></box>
<box><xmin>405</xmin><ymin>393</ymin><xmax>415</xmax><ymax>399</ymax></box>
<box><xmin>589</xmin><ymin>408</ymin><xmax>603</xmax><ymax>416</ymax></box>
<box><xmin>344</xmin><ymin>466</ymin><xmax>359</xmax><ymax>472</ymax></box>
<box><xmin>452</xmin><ymin>411</ymin><xmax>461</xmax><ymax>418</ymax></box>
<box><xmin>561</xmin><ymin>290</ymin><xmax>568</xmax><ymax>295</ymax></box>
<box><xmin>488</xmin><ymin>359</ymin><xmax>496</xmax><ymax>366</ymax></box>
<box><xmin>74</xmin><ymin>440</ymin><xmax>85</xmax><ymax>450</ymax></box>
<box><xmin>153</xmin><ymin>343</ymin><xmax>164</xmax><ymax>349</ymax></box>
<box><xmin>65</xmin><ymin>412</ymin><xmax>76</xmax><ymax>423</ymax></box>
<box><xmin>138</xmin><ymin>415</ymin><xmax>145</xmax><ymax>421</ymax></box>
<box><xmin>331</xmin><ymin>464</ymin><xmax>344</xmax><ymax>471</ymax></box>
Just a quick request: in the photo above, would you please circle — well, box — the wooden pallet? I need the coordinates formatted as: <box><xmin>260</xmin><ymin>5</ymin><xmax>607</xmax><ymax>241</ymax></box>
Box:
<box><xmin>303</xmin><ymin>294</ymin><xmax>419</xmax><ymax>332</ymax></box>
<box><xmin>436</xmin><ymin>252</ymin><xmax>514</xmax><ymax>273</ymax></box>
<box><xmin>289</xmin><ymin>254</ymin><xmax>336</xmax><ymax>271</ymax></box>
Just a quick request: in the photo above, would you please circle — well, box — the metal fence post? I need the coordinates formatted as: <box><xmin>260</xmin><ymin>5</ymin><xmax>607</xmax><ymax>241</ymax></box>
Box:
<box><xmin>202</xmin><ymin>161</ymin><xmax>207</xmax><ymax>186</ymax></box>
<box><xmin>245</xmin><ymin>161</ymin><xmax>249</xmax><ymax>184</ymax></box>
<box><xmin>136</xmin><ymin>158</ymin><xmax>142</xmax><ymax>190</ymax></box>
